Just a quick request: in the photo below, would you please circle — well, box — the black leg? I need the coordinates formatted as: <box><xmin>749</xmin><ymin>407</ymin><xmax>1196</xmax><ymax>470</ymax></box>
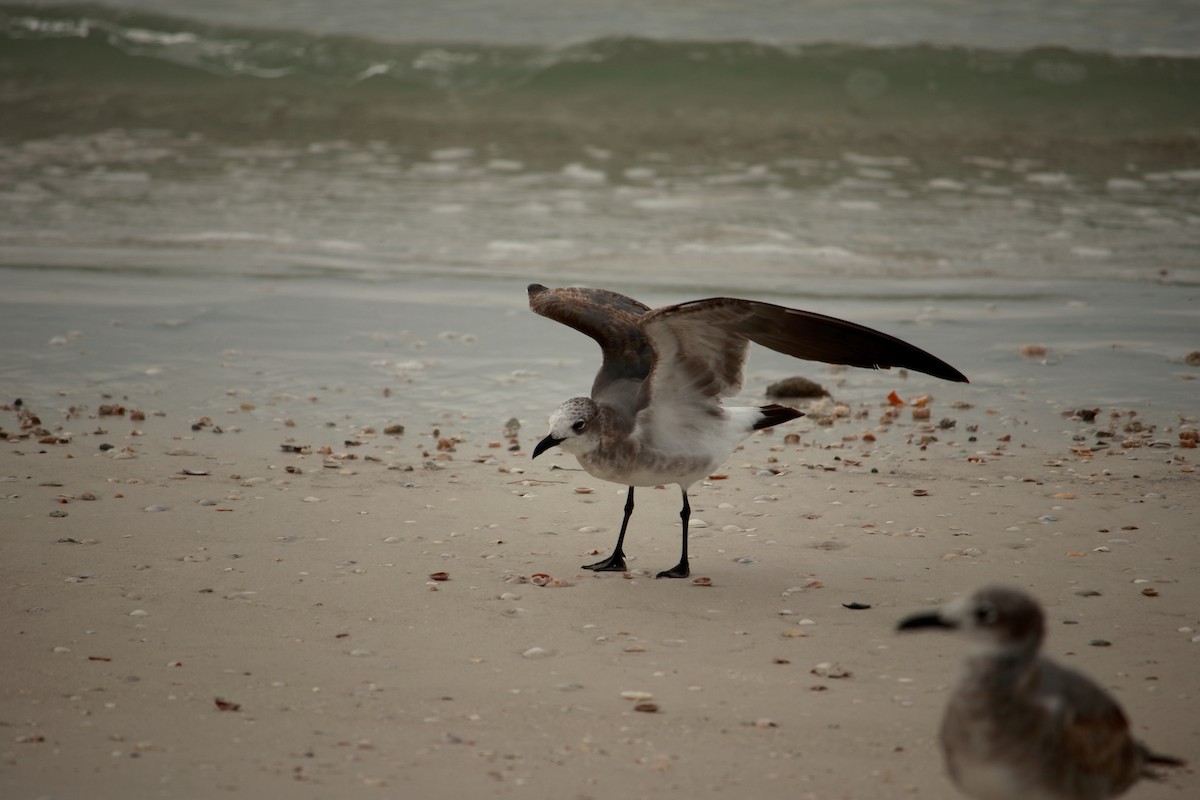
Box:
<box><xmin>656</xmin><ymin>487</ymin><xmax>691</xmax><ymax>578</ymax></box>
<box><xmin>583</xmin><ymin>485</ymin><xmax>633</xmax><ymax>572</ymax></box>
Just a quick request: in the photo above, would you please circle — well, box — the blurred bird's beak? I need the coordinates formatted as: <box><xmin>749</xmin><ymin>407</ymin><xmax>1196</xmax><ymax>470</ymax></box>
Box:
<box><xmin>897</xmin><ymin>611</ymin><xmax>954</xmax><ymax>632</ymax></box>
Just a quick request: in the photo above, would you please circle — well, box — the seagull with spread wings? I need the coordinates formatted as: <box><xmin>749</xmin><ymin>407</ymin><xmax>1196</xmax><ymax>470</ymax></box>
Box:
<box><xmin>528</xmin><ymin>283</ymin><xmax>968</xmax><ymax>578</ymax></box>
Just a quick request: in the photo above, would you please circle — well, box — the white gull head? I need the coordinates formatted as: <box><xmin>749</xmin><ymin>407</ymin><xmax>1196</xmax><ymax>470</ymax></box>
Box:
<box><xmin>532</xmin><ymin>397</ymin><xmax>602</xmax><ymax>459</ymax></box>
<box><xmin>899</xmin><ymin>585</ymin><xmax>1046</xmax><ymax>659</ymax></box>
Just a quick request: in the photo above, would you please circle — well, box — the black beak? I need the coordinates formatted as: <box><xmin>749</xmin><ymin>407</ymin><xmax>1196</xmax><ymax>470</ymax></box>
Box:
<box><xmin>897</xmin><ymin>612</ymin><xmax>954</xmax><ymax>633</ymax></box>
<box><xmin>531</xmin><ymin>434</ymin><xmax>563</xmax><ymax>459</ymax></box>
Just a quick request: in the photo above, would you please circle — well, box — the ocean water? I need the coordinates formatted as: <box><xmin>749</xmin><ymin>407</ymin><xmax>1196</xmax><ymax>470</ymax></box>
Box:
<box><xmin>1</xmin><ymin>2</ymin><xmax>1197</xmax><ymax>437</ymax></box>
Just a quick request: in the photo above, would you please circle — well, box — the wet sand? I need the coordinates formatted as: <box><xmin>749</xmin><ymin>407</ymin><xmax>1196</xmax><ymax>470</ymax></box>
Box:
<box><xmin>2</xmin><ymin>365</ymin><xmax>1196</xmax><ymax>799</ymax></box>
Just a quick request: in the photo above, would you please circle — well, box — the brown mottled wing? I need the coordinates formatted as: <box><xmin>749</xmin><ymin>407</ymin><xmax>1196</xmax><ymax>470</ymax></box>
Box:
<box><xmin>653</xmin><ymin>297</ymin><xmax>968</xmax><ymax>384</ymax></box>
<box><xmin>527</xmin><ymin>284</ymin><xmax>654</xmax><ymax>409</ymax></box>
<box><xmin>1038</xmin><ymin>659</ymin><xmax>1144</xmax><ymax>795</ymax></box>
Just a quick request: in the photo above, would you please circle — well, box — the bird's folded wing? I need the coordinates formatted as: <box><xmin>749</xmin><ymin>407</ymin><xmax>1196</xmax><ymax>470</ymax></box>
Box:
<box><xmin>651</xmin><ymin>297</ymin><xmax>969</xmax><ymax>383</ymax></box>
<box><xmin>1040</xmin><ymin>660</ymin><xmax>1141</xmax><ymax>787</ymax></box>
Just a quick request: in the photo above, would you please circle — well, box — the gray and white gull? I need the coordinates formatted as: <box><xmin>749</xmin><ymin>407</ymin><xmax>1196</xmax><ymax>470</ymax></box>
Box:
<box><xmin>898</xmin><ymin>585</ymin><xmax>1185</xmax><ymax>800</ymax></box>
<box><xmin>528</xmin><ymin>283</ymin><xmax>968</xmax><ymax>578</ymax></box>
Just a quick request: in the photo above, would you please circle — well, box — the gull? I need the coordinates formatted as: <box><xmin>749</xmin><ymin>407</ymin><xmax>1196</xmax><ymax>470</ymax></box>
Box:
<box><xmin>527</xmin><ymin>283</ymin><xmax>967</xmax><ymax>578</ymax></box>
<box><xmin>898</xmin><ymin>585</ymin><xmax>1185</xmax><ymax>800</ymax></box>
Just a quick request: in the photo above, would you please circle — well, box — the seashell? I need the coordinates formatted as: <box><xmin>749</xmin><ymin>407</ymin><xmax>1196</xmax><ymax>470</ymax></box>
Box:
<box><xmin>213</xmin><ymin>697</ymin><xmax>241</xmax><ymax>712</ymax></box>
<box><xmin>530</xmin><ymin>573</ymin><xmax>551</xmax><ymax>586</ymax></box>
<box><xmin>428</xmin><ymin>571</ymin><xmax>450</xmax><ymax>581</ymax></box>
<box><xmin>810</xmin><ymin>661</ymin><xmax>852</xmax><ymax>679</ymax></box>
<box><xmin>691</xmin><ymin>576</ymin><xmax>713</xmax><ymax>586</ymax></box>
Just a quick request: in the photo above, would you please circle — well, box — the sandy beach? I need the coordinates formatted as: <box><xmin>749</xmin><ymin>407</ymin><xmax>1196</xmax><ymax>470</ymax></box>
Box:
<box><xmin>3</xmin><ymin>2</ymin><xmax>1199</xmax><ymax>796</ymax></box>
<box><xmin>3</xmin><ymin>349</ymin><xmax>1196</xmax><ymax>799</ymax></box>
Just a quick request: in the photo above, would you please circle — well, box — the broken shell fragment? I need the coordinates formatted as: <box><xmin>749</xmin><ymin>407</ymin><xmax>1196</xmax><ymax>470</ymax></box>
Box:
<box><xmin>530</xmin><ymin>573</ymin><xmax>570</xmax><ymax>587</ymax></box>
<box><xmin>811</xmin><ymin>661</ymin><xmax>852</xmax><ymax>679</ymax></box>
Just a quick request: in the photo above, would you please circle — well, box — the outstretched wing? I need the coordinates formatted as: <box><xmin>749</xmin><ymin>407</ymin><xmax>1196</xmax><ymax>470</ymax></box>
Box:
<box><xmin>639</xmin><ymin>299</ymin><xmax>752</xmax><ymax>412</ymax></box>
<box><xmin>527</xmin><ymin>284</ymin><xmax>654</xmax><ymax>410</ymax></box>
<box><xmin>653</xmin><ymin>297</ymin><xmax>968</xmax><ymax>384</ymax></box>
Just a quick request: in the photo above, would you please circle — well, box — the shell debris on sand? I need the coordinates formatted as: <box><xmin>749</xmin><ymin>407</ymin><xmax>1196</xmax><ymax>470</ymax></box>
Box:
<box><xmin>530</xmin><ymin>573</ymin><xmax>571</xmax><ymax>587</ymax></box>
<box><xmin>811</xmin><ymin>662</ymin><xmax>853</xmax><ymax>679</ymax></box>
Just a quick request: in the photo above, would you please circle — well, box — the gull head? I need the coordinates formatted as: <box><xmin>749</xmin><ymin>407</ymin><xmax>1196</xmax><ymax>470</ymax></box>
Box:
<box><xmin>897</xmin><ymin>585</ymin><xmax>1045</xmax><ymax>658</ymax></box>
<box><xmin>532</xmin><ymin>397</ymin><xmax>601</xmax><ymax>459</ymax></box>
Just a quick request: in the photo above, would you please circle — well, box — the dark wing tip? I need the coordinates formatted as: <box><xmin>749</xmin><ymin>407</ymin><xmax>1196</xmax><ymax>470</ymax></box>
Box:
<box><xmin>920</xmin><ymin>361</ymin><xmax>969</xmax><ymax>384</ymax></box>
<box><xmin>528</xmin><ymin>283</ymin><xmax>548</xmax><ymax>296</ymax></box>
<box><xmin>1142</xmin><ymin>749</ymin><xmax>1186</xmax><ymax>769</ymax></box>
<box><xmin>666</xmin><ymin>297</ymin><xmax>970</xmax><ymax>385</ymax></box>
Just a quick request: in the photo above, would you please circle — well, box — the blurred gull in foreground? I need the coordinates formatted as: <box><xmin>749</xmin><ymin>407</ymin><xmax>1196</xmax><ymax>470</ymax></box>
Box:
<box><xmin>899</xmin><ymin>585</ymin><xmax>1185</xmax><ymax>800</ymax></box>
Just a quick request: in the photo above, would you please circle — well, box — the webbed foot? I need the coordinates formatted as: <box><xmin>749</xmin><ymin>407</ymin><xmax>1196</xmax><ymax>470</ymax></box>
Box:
<box><xmin>655</xmin><ymin>560</ymin><xmax>690</xmax><ymax>579</ymax></box>
<box><xmin>583</xmin><ymin>552</ymin><xmax>627</xmax><ymax>572</ymax></box>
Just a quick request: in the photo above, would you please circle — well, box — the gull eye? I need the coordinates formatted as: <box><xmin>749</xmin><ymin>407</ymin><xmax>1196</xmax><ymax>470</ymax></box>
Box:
<box><xmin>571</xmin><ymin>420</ymin><xmax>587</xmax><ymax>432</ymax></box>
<box><xmin>974</xmin><ymin>604</ymin><xmax>999</xmax><ymax>625</ymax></box>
